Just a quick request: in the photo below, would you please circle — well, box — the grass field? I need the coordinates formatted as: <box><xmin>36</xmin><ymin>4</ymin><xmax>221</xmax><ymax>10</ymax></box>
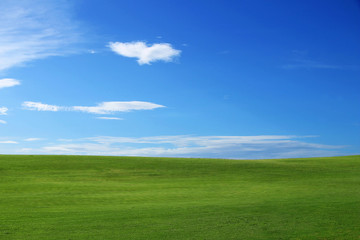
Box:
<box><xmin>0</xmin><ymin>155</ymin><xmax>359</xmax><ymax>239</ymax></box>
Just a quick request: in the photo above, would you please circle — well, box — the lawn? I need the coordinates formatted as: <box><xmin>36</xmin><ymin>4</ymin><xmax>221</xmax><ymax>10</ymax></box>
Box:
<box><xmin>0</xmin><ymin>155</ymin><xmax>359</xmax><ymax>239</ymax></box>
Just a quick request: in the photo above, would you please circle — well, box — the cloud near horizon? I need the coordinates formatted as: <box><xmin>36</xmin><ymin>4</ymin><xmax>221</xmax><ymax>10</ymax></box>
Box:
<box><xmin>18</xmin><ymin>135</ymin><xmax>344</xmax><ymax>159</ymax></box>
<box><xmin>109</xmin><ymin>41</ymin><xmax>181</xmax><ymax>65</ymax></box>
<box><xmin>22</xmin><ymin>101</ymin><xmax>165</xmax><ymax>114</ymax></box>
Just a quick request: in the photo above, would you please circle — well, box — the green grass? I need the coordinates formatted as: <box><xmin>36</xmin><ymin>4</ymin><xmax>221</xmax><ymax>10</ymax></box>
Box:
<box><xmin>0</xmin><ymin>155</ymin><xmax>359</xmax><ymax>239</ymax></box>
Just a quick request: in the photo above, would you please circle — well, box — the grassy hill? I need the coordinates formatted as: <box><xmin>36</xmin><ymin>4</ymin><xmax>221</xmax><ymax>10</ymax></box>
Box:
<box><xmin>0</xmin><ymin>155</ymin><xmax>359</xmax><ymax>239</ymax></box>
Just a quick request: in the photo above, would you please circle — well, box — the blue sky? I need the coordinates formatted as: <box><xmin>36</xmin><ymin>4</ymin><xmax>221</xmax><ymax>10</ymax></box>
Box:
<box><xmin>0</xmin><ymin>0</ymin><xmax>359</xmax><ymax>159</ymax></box>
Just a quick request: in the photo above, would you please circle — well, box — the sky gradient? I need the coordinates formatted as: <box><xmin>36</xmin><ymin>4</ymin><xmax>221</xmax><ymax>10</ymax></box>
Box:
<box><xmin>0</xmin><ymin>0</ymin><xmax>359</xmax><ymax>159</ymax></box>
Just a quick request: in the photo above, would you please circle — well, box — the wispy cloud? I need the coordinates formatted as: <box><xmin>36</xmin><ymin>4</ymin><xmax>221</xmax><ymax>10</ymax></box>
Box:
<box><xmin>0</xmin><ymin>140</ymin><xmax>17</xmax><ymax>144</ymax></box>
<box><xmin>24</xmin><ymin>138</ymin><xmax>43</xmax><ymax>141</ymax></box>
<box><xmin>281</xmin><ymin>50</ymin><xmax>357</xmax><ymax>70</ymax></box>
<box><xmin>72</xmin><ymin>101</ymin><xmax>165</xmax><ymax>114</ymax></box>
<box><xmin>96</xmin><ymin>117</ymin><xmax>124</xmax><ymax>120</ymax></box>
<box><xmin>109</xmin><ymin>41</ymin><xmax>181</xmax><ymax>65</ymax></box>
<box><xmin>0</xmin><ymin>107</ymin><xmax>8</xmax><ymax>115</ymax></box>
<box><xmin>0</xmin><ymin>0</ymin><xmax>81</xmax><ymax>72</ymax></box>
<box><xmin>0</xmin><ymin>79</ymin><xmax>20</xmax><ymax>123</ymax></box>
<box><xmin>22</xmin><ymin>102</ymin><xmax>61</xmax><ymax>112</ymax></box>
<box><xmin>282</xmin><ymin>59</ymin><xmax>345</xmax><ymax>70</ymax></box>
<box><xmin>0</xmin><ymin>78</ymin><xmax>20</xmax><ymax>89</ymax></box>
<box><xmin>22</xmin><ymin>101</ymin><xmax>165</xmax><ymax>114</ymax></box>
<box><xmin>18</xmin><ymin>135</ymin><xmax>344</xmax><ymax>159</ymax></box>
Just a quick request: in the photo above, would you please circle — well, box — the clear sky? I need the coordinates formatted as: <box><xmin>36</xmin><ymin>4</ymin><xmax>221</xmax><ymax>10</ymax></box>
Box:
<box><xmin>0</xmin><ymin>0</ymin><xmax>359</xmax><ymax>159</ymax></box>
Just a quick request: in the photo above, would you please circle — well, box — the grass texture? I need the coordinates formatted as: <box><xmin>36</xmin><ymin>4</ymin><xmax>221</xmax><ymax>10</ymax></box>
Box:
<box><xmin>0</xmin><ymin>155</ymin><xmax>359</xmax><ymax>239</ymax></box>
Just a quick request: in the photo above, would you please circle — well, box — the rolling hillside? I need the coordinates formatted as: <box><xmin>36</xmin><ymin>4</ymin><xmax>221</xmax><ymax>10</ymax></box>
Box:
<box><xmin>0</xmin><ymin>155</ymin><xmax>359</xmax><ymax>239</ymax></box>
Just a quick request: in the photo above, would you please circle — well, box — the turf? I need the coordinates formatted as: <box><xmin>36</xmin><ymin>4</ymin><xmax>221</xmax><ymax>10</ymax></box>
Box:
<box><xmin>0</xmin><ymin>155</ymin><xmax>359</xmax><ymax>239</ymax></box>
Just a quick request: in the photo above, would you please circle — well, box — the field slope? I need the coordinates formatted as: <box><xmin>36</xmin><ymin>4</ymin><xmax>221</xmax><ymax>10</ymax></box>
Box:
<box><xmin>0</xmin><ymin>155</ymin><xmax>359</xmax><ymax>239</ymax></box>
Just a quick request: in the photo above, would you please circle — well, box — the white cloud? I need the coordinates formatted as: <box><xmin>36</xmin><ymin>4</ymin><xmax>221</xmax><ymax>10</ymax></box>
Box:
<box><xmin>96</xmin><ymin>117</ymin><xmax>123</xmax><ymax>120</ymax></box>
<box><xmin>24</xmin><ymin>138</ymin><xmax>43</xmax><ymax>141</ymax></box>
<box><xmin>22</xmin><ymin>102</ymin><xmax>62</xmax><ymax>111</ymax></box>
<box><xmin>0</xmin><ymin>78</ymin><xmax>20</xmax><ymax>89</ymax></box>
<box><xmin>72</xmin><ymin>101</ymin><xmax>165</xmax><ymax>114</ymax></box>
<box><xmin>0</xmin><ymin>79</ymin><xmax>18</xmax><ymax>120</ymax></box>
<box><xmin>0</xmin><ymin>107</ymin><xmax>8</xmax><ymax>115</ymax></box>
<box><xmin>22</xmin><ymin>101</ymin><xmax>165</xmax><ymax>114</ymax></box>
<box><xmin>109</xmin><ymin>41</ymin><xmax>181</xmax><ymax>65</ymax></box>
<box><xmin>18</xmin><ymin>135</ymin><xmax>344</xmax><ymax>159</ymax></box>
<box><xmin>86</xmin><ymin>135</ymin><xmax>297</xmax><ymax>146</ymax></box>
<box><xmin>0</xmin><ymin>0</ymin><xmax>81</xmax><ymax>72</ymax></box>
<box><xmin>0</xmin><ymin>140</ymin><xmax>17</xmax><ymax>144</ymax></box>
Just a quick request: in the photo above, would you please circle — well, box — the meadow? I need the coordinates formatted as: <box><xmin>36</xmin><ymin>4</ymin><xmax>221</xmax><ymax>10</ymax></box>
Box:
<box><xmin>0</xmin><ymin>155</ymin><xmax>359</xmax><ymax>239</ymax></box>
